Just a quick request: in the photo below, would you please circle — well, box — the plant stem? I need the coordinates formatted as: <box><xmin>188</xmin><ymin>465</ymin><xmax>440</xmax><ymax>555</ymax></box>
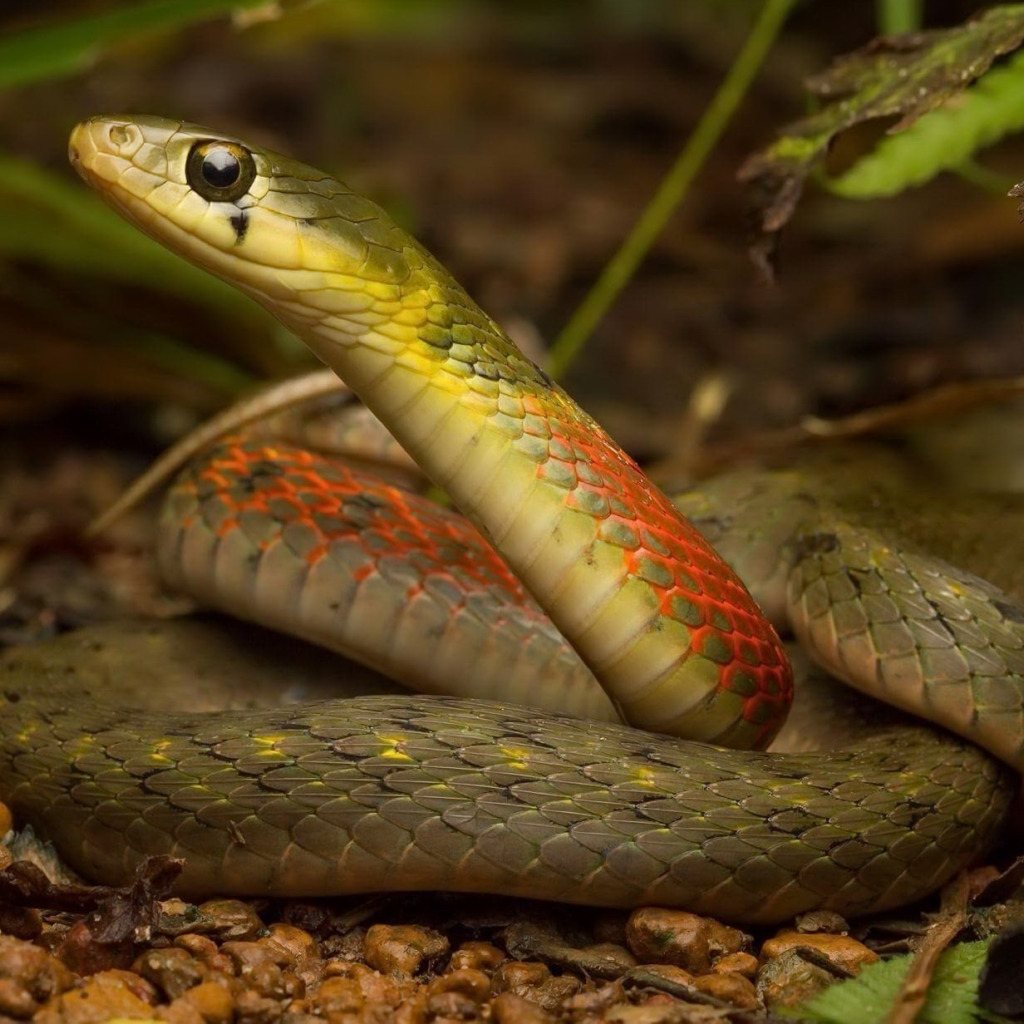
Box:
<box><xmin>875</xmin><ymin>0</ymin><xmax>924</xmax><ymax>35</ymax></box>
<box><xmin>955</xmin><ymin>158</ymin><xmax>1014</xmax><ymax>196</ymax></box>
<box><xmin>545</xmin><ymin>0</ymin><xmax>797</xmax><ymax>379</ymax></box>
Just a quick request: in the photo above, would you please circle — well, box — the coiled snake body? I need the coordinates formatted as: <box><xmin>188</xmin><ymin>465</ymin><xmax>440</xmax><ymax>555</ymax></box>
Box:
<box><xmin>0</xmin><ymin>115</ymin><xmax>1019</xmax><ymax>924</ymax></box>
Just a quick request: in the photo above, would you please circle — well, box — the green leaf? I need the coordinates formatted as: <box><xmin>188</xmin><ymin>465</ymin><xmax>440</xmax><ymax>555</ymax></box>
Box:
<box><xmin>0</xmin><ymin>0</ymin><xmax>275</xmax><ymax>91</ymax></box>
<box><xmin>791</xmin><ymin>940</ymin><xmax>1010</xmax><ymax>1024</ymax></box>
<box><xmin>0</xmin><ymin>152</ymin><xmax>283</xmax><ymax>389</ymax></box>
<box><xmin>0</xmin><ymin>152</ymin><xmax>261</xmax><ymax>315</ymax></box>
<box><xmin>828</xmin><ymin>46</ymin><xmax>1024</xmax><ymax>198</ymax></box>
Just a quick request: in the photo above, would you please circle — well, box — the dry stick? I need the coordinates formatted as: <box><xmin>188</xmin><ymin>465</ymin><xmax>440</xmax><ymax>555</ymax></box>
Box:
<box><xmin>86</xmin><ymin>369</ymin><xmax>349</xmax><ymax>536</ymax></box>
<box><xmin>653</xmin><ymin>373</ymin><xmax>1024</xmax><ymax>481</ymax></box>
<box><xmin>887</xmin><ymin>872</ymin><xmax>971</xmax><ymax>1024</ymax></box>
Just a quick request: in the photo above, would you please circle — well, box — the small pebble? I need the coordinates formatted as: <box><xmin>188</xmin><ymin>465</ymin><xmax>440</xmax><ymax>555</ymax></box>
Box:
<box><xmin>174</xmin><ymin>934</ymin><xmax>234</xmax><ymax>976</ymax></box>
<box><xmin>565</xmin><ymin>980</ymin><xmax>626</xmax><ymax>1017</ymax></box>
<box><xmin>320</xmin><ymin>925</ymin><xmax>366</xmax><ymax>964</ymax></box>
<box><xmin>491</xmin><ymin>960</ymin><xmax>551</xmax><ymax>997</ymax></box>
<box><xmin>490</xmin><ymin>991</ymin><xmax>556</xmax><ymax>1023</ymax></box>
<box><xmin>448</xmin><ymin>940</ymin><xmax>506</xmax><ymax>973</ymax></box>
<box><xmin>581</xmin><ymin>942</ymin><xmax>637</xmax><ymax>970</ymax></box>
<box><xmin>56</xmin><ymin>920</ymin><xmax>135</xmax><ymax>976</ymax></box>
<box><xmin>603</xmin><ymin>1003</ymin><xmax>684</xmax><ymax>1023</ymax></box>
<box><xmin>322</xmin><ymin>960</ymin><xmax>417</xmax><ymax>1006</ymax></box>
<box><xmin>625</xmin><ymin>909</ymin><xmax>745</xmax><ymax>973</ymax></box>
<box><xmin>311</xmin><ymin>975</ymin><xmax>365</xmax><ymax>1016</ymax></box>
<box><xmin>491</xmin><ymin>961</ymin><xmax>579</xmax><ymax>1011</ymax></box>
<box><xmin>363</xmin><ymin>924</ymin><xmax>450</xmax><ymax>976</ymax></box>
<box><xmin>134</xmin><ymin>946</ymin><xmax>205</xmax><ymax>1000</ymax></box>
<box><xmin>233</xmin><ymin>987</ymin><xmax>281</xmax><ymax>1023</ymax></box>
<box><xmin>35</xmin><ymin>969</ymin><xmax>157</xmax><ymax>1024</ymax></box>
<box><xmin>634</xmin><ymin>963</ymin><xmax>693</xmax><ymax>986</ymax></box>
<box><xmin>159</xmin><ymin>998</ymin><xmax>205</xmax><ymax>1024</ymax></box>
<box><xmin>221</xmin><ymin>940</ymin><xmax>286</xmax><ymax>974</ymax></box>
<box><xmin>310</xmin><ymin>964</ymin><xmax>420</xmax><ymax>1019</ymax></box>
<box><xmin>761</xmin><ymin>928</ymin><xmax>878</xmax><ymax>974</ymax></box>
<box><xmin>265</xmin><ymin>923</ymin><xmax>318</xmax><ymax>964</ymax></box>
<box><xmin>0</xmin><ymin>935</ymin><xmax>74</xmax><ymax>1018</ymax></box>
<box><xmin>526</xmin><ymin>976</ymin><xmax>581</xmax><ymax>1012</ymax></box>
<box><xmin>712</xmin><ymin>951</ymin><xmax>758</xmax><ymax>978</ymax></box>
<box><xmin>196</xmin><ymin>900</ymin><xmax>265</xmax><ymax>942</ymax></box>
<box><xmin>794</xmin><ymin>911</ymin><xmax>850</xmax><ymax>934</ymax></box>
<box><xmin>170</xmin><ymin>980</ymin><xmax>235</xmax><ymax>1024</ymax></box>
<box><xmin>428</xmin><ymin>967</ymin><xmax>491</xmax><ymax>1002</ymax></box>
<box><xmin>424</xmin><ymin>988</ymin><xmax>479</xmax><ymax>1019</ymax></box>
<box><xmin>690</xmin><ymin>971</ymin><xmax>759</xmax><ymax>1009</ymax></box>
<box><xmin>0</xmin><ymin>976</ymin><xmax>40</xmax><ymax>1021</ymax></box>
<box><xmin>757</xmin><ymin>948</ymin><xmax>837</xmax><ymax>1009</ymax></box>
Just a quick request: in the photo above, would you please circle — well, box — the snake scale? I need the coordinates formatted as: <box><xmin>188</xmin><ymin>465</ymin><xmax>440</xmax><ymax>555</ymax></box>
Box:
<box><xmin>0</xmin><ymin>114</ymin><xmax>1019</xmax><ymax>924</ymax></box>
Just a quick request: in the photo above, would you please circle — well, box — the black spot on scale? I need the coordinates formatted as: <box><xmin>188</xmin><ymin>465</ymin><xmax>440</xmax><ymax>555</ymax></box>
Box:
<box><xmin>474</xmin><ymin>362</ymin><xmax>502</xmax><ymax>382</ymax></box>
<box><xmin>342</xmin><ymin>492</ymin><xmax>389</xmax><ymax>529</ymax></box>
<box><xmin>792</xmin><ymin>531</ymin><xmax>840</xmax><ymax>559</ymax></box>
<box><xmin>229</xmin><ymin>207</ymin><xmax>249</xmax><ymax>244</ymax></box>
<box><xmin>845</xmin><ymin>571</ymin><xmax>864</xmax><ymax>595</ymax></box>
<box><xmin>534</xmin><ymin>365</ymin><xmax>557</xmax><ymax>388</ymax></box>
<box><xmin>346</xmin><ymin>493</ymin><xmax>388</xmax><ymax>513</ymax></box>
<box><xmin>994</xmin><ymin>598</ymin><xmax>1024</xmax><ymax>624</ymax></box>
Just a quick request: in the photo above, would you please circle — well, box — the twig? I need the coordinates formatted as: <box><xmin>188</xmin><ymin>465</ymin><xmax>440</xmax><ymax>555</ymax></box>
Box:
<box><xmin>886</xmin><ymin>873</ymin><xmax>970</xmax><ymax>1024</ymax></box>
<box><xmin>86</xmin><ymin>369</ymin><xmax>349</xmax><ymax>536</ymax></box>
<box><xmin>545</xmin><ymin>0</ymin><xmax>798</xmax><ymax>379</ymax></box>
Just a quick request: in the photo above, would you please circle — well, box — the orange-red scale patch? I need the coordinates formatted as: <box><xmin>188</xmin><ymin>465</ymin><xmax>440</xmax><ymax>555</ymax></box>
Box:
<box><xmin>177</xmin><ymin>438</ymin><xmax>533</xmax><ymax>606</ymax></box>
<box><xmin>527</xmin><ymin>391</ymin><xmax>792</xmax><ymax>718</ymax></box>
<box><xmin>176</xmin><ymin>423</ymin><xmax>792</xmax><ymax>732</ymax></box>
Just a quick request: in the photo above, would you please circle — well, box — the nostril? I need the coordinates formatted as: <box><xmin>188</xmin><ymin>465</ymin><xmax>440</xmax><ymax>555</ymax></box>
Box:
<box><xmin>110</xmin><ymin>124</ymin><xmax>132</xmax><ymax>146</ymax></box>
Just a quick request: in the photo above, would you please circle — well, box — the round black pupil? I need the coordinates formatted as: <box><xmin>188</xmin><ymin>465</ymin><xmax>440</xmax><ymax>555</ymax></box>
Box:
<box><xmin>201</xmin><ymin>148</ymin><xmax>240</xmax><ymax>189</ymax></box>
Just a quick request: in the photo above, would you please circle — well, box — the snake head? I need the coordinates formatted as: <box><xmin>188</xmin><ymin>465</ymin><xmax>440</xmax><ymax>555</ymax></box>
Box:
<box><xmin>69</xmin><ymin>115</ymin><xmax>422</xmax><ymax>368</ymax></box>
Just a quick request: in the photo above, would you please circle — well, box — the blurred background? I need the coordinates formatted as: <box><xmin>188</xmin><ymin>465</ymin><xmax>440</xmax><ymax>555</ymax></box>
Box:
<box><xmin>2</xmin><ymin>0</ymin><xmax>1024</xmax><ymax>637</ymax></box>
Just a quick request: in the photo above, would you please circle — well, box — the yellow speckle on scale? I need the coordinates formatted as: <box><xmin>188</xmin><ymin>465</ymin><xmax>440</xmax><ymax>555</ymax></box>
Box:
<box><xmin>144</xmin><ymin>740</ymin><xmax>175</xmax><ymax>765</ymax></box>
<box><xmin>498</xmin><ymin>745</ymin><xmax>531</xmax><ymax>769</ymax></box>
<box><xmin>375</xmin><ymin>734</ymin><xmax>414</xmax><ymax>761</ymax></box>
<box><xmin>15</xmin><ymin>722</ymin><xmax>40</xmax><ymax>743</ymax></box>
<box><xmin>252</xmin><ymin>734</ymin><xmax>288</xmax><ymax>750</ymax></box>
<box><xmin>67</xmin><ymin>735</ymin><xmax>97</xmax><ymax>756</ymax></box>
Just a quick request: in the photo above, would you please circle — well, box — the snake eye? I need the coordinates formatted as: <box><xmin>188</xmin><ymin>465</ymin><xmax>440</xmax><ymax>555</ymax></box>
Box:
<box><xmin>186</xmin><ymin>141</ymin><xmax>256</xmax><ymax>202</ymax></box>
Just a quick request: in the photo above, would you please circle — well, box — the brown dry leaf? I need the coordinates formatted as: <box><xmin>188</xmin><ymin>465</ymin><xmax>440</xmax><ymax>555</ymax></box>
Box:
<box><xmin>0</xmin><ymin>857</ymin><xmax>181</xmax><ymax>941</ymax></box>
<box><xmin>740</xmin><ymin>5</ymin><xmax>1024</xmax><ymax>252</ymax></box>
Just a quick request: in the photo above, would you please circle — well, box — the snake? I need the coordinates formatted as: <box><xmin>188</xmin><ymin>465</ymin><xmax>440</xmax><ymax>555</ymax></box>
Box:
<box><xmin>0</xmin><ymin>114</ymin><xmax>1019</xmax><ymax>926</ymax></box>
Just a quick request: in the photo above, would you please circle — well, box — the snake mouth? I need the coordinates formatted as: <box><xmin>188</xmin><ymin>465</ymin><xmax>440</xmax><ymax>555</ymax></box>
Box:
<box><xmin>69</xmin><ymin>115</ymin><xmax>152</xmax><ymax>187</ymax></box>
<box><xmin>68</xmin><ymin>116</ymin><xmax>179</xmax><ymax>247</ymax></box>
<box><xmin>67</xmin><ymin>121</ymin><xmax>95</xmax><ymax>183</ymax></box>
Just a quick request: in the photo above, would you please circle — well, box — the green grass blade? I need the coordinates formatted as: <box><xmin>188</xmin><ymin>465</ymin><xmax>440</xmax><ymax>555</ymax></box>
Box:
<box><xmin>0</xmin><ymin>152</ymin><xmax>261</xmax><ymax>315</ymax></box>
<box><xmin>545</xmin><ymin>0</ymin><xmax>797</xmax><ymax>379</ymax></box>
<box><xmin>876</xmin><ymin>0</ymin><xmax>924</xmax><ymax>35</ymax></box>
<box><xmin>0</xmin><ymin>0</ymin><xmax>274</xmax><ymax>91</ymax></box>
